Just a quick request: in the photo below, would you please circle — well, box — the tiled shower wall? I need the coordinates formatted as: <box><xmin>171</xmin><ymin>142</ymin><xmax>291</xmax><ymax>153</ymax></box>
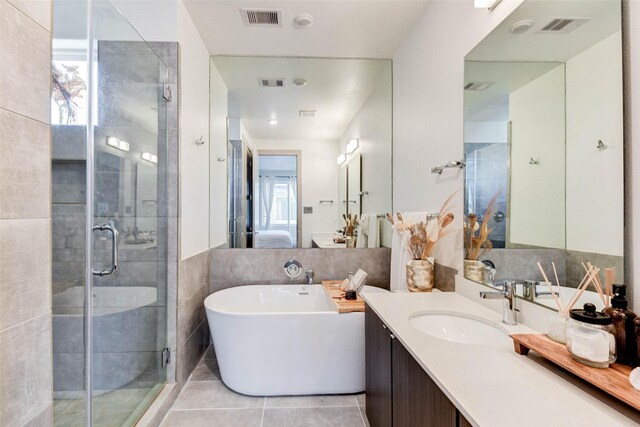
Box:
<box><xmin>51</xmin><ymin>41</ymin><xmax>180</xmax><ymax>395</ymax></box>
<box><xmin>0</xmin><ymin>0</ymin><xmax>54</xmax><ymax>425</ymax></box>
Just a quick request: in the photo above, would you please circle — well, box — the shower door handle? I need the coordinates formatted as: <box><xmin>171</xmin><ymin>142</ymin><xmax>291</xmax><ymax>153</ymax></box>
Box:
<box><xmin>92</xmin><ymin>224</ymin><xmax>119</xmax><ymax>276</ymax></box>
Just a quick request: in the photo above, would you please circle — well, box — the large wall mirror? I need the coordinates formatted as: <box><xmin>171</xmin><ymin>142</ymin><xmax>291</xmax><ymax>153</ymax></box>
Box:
<box><xmin>209</xmin><ymin>56</ymin><xmax>392</xmax><ymax>249</ymax></box>
<box><xmin>463</xmin><ymin>0</ymin><xmax>624</xmax><ymax>310</ymax></box>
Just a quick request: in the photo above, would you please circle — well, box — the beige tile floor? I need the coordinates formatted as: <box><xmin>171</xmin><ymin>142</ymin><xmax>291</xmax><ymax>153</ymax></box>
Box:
<box><xmin>161</xmin><ymin>347</ymin><xmax>369</xmax><ymax>427</ymax></box>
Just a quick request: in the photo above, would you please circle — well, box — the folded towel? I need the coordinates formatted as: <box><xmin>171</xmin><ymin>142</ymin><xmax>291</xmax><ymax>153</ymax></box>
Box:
<box><xmin>356</xmin><ymin>215</ymin><xmax>369</xmax><ymax>248</ymax></box>
<box><xmin>356</xmin><ymin>214</ymin><xmax>380</xmax><ymax>248</ymax></box>
<box><xmin>367</xmin><ymin>214</ymin><xmax>380</xmax><ymax>248</ymax></box>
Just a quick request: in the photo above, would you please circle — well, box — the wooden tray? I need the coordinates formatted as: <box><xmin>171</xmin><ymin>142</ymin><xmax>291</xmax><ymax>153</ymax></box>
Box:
<box><xmin>321</xmin><ymin>280</ymin><xmax>364</xmax><ymax>313</ymax></box>
<box><xmin>511</xmin><ymin>333</ymin><xmax>640</xmax><ymax>411</ymax></box>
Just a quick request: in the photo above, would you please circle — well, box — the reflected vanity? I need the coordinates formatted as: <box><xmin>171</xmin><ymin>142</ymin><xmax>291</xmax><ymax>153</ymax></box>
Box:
<box><xmin>209</xmin><ymin>56</ymin><xmax>393</xmax><ymax>249</ymax></box>
<box><xmin>463</xmin><ymin>0</ymin><xmax>625</xmax><ymax>311</ymax></box>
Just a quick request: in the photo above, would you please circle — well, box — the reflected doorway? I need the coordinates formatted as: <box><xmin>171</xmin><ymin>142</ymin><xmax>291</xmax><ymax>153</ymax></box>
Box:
<box><xmin>254</xmin><ymin>152</ymin><xmax>301</xmax><ymax>248</ymax></box>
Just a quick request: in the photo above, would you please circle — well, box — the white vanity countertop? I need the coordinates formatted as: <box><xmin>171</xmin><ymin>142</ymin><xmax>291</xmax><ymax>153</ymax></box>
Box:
<box><xmin>361</xmin><ymin>291</ymin><xmax>640</xmax><ymax>427</ymax></box>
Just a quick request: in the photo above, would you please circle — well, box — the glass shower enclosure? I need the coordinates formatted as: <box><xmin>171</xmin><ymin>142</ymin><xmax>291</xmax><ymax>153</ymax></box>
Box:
<box><xmin>52</xmin><ymin>0</ymin><xmax>170</xmax><ymax>425</ymax></box>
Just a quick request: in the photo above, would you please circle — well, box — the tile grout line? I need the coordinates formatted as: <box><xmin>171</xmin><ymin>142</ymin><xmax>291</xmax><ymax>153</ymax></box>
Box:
<box><xmin>260</xmin><ymin>396</ymin><xmax>266</xmax><ymax>427</ymax></box>
<box><xmin>356</xmin><ymin>398</ymin><xmax>367</xmax><ymax>427</ymax></box>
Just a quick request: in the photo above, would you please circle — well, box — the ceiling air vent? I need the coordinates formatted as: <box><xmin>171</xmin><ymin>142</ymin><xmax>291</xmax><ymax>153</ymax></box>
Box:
<box><xmin>241</xmin><ymin>9</ymin><xmax>282</xmax><ymax>27</ymax></box>
<box><xmin>537</xmin><ymin>17</ymin><xmax>590</xmax><ymax>34</ymax></box>
<box><xmin>299</xmin><ymin>110</ymin><xmax>316</xmax><ymax>118</ymax></box>
<box><xmin>258</xmin><ymin>78</ymin><xmax>285</xmax><ymax>88</ymax></box>
<box><xmin>464</xmin><ymin>81</ymin><xmax>494</xmax><ymax>91</ymax></box>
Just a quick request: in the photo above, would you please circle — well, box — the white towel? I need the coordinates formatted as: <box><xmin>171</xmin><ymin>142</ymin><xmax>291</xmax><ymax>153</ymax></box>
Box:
<box><xmin>390</xmin><ymin>212</ymin><xmax>437</xmax><ymax>292</ymax></box>
<box><xmin>356</xmin><ymin>214</ymin><xmax>369</xmax><ymax>248</ymax></box>
<box><xmin>367</xmin><ymin>214</ymin><xmax>380</xmax><ymax>248</ymax></box>
<box><xmin>356</xmin><ymin>214</ymin><xmax>380</xmax><ymax>248</ymax></box>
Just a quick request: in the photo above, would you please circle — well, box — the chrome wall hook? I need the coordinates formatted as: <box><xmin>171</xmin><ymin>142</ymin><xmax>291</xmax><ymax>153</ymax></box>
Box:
<box><xmin>597</xmin><ymin>139</ymin><xmax>608</xmax><ymax>150</ymax></box>
<box><xmin>529</xmin><ymin>157</ymin><xmax>540</xmax><ymax>165</ymax></box>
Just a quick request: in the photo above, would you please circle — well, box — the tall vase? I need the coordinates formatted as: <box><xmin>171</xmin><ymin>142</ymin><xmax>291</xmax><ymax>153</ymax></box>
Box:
<box><xmin>406</xmin><ymin>258</ymin><xmax>435</xmax><ymax>292</ymax></box>
<box><xmin>464</xmin><ymin>259</ymin><xmax>485</xmax><ymax>283</ymax></box>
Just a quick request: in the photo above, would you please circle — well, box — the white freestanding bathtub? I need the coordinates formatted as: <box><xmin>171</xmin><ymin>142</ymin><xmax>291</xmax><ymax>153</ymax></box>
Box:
<box><xmin>204</xmin><ymin>284</ymin><xmax>386</xmax><ymax>396</ymax></box>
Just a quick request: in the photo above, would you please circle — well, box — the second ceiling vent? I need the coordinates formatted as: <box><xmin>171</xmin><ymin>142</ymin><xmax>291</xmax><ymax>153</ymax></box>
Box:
<box><xmin>241</xmin><ymin>9</ymin><xmax>282</xmax><ymax>27</ymax></box>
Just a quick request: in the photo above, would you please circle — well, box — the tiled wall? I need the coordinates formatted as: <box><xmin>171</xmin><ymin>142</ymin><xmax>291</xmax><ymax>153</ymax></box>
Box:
<box><xmin>175</xmin><ymin>250</ymin><xmax>210</xmax><ymax>383</ymax></box>
<box><xmin>483</xmin><ymin>248</ymin><xmax>623</xmax><ymax>289</ymax></box>
<box><xmin>0</xmin><ymin>0</ymin><xmax>53</xmax><ymax>425</ymax></box>
<box><xmin>483</xmin><ymin>248</ymin><xmax>567</xmax><ymax>283</ymax></box>
<box><xmin>209</xmin><ymin>248</ymin><xmax>392</xmax><ymax>293</ymax></box>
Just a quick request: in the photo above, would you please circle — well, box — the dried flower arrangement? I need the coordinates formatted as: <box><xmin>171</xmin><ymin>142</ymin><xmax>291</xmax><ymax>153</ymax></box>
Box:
<box><xmin>463</xmin><ymin>194</ymin><xmax>498</xmax><ymax>261</ymax></box>
<box><xmin>385</xmin><ymin>192</ymin><xmax>457</xmax><ymax>260</ymax></box>
<box><xmin>52</xmin><ymin>62</ymin><xmax>87</xmax><ymax>125</ymax></box>
<box><xmin>342</xmin><ymin>213</ymin><xmax>359</xmax><ymax>237</ymax></box>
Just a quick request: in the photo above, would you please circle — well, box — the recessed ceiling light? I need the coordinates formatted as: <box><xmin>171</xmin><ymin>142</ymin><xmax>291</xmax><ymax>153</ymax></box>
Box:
<box><xmin>293</xmin><ymin>13</ymin><xmax>314</xmax><ymax>28</ymax></box>
<box><xmin>268</xmin><ymin>118</ymin><xmax>278</xmax><ymax>125</ymax></box>
<box><xmin>293</xmin><ymin>78</ymin><xmax>307</xmax><ymax>87</ymax></box>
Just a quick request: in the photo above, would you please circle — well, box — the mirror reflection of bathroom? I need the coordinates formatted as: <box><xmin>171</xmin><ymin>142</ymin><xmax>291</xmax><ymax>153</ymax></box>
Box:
<box><xmin>210</xmin><ymin>56</ymin><xmax>393</xmax><ymax>249</ymax></box>
<box><xmin>463</xmin><ymin>0</ymin><xmax>624</xmax><ymax>311</ymax></box>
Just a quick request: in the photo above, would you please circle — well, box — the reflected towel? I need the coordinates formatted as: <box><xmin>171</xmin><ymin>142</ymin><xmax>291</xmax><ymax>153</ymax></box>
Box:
<box><xmin>390</xmin><ymin>212</ymin><xmax>436</xmax><ymax>292</ymax></box>
<box><xmin>367</xmin><ymin>214</ymin><xmax>380</xmax><ymax>248</ymax></box>
<box><xmin>356</xmin><ymin>214</ymin><xmax>381</xmax><ymax>249</ymax></box>
<box><xmin>356</xmin><ymin>214</ymin><xmax>369</xmax><ymax>248</ymax></box>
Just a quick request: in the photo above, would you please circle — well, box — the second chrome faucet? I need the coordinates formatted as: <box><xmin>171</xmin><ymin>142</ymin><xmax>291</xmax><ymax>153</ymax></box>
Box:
<box><xmin>479</xmin><ymin>280</ymin><xmax>517</xmax><ymax>325</ymax></box>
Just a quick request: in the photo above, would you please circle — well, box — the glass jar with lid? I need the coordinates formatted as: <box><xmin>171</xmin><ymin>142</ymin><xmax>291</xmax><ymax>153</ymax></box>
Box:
<box><xmin>565</xmin><ymin>303</ymin><xmax>616</xmax><ymax>368</ymax></box>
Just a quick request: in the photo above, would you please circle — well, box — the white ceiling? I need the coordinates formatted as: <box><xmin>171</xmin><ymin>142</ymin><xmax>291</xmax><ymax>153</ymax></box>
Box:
<box><xmin>213</xmin><ymin>56</ymin><xmax>391</xmax><ymax>140</ymax></box>
<box><xmin>466</xmin><ymin>0</ymin><xmax>620</xmax><ymax>62</ymax></box>
<box><xmin>464</xmin><ymin>0</ymin><xmax>620</xmax><ymax>122</ymax></box>
<box><xmin>183</xmin><ymin>0</ymin><xmax>429</xmax><ymax>58</ymax></box>
<box><xmin>464</xmin><ymin>61</ymin><xmax>562</xmax><ymax>122</ymax></box>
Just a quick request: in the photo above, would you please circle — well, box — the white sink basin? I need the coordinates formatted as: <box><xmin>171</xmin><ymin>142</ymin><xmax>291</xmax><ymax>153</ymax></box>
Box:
<box><xmin>409</xmin><ymin>313</ymin><xmax>509</xmax><ymax>345</ymax></box>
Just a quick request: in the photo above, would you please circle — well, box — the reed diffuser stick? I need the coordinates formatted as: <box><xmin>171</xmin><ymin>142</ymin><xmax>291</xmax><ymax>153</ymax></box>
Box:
<box><xmin>584</xmin><ymin>262</ymin><xmax>607</xmax><ymax>307</ymax></box>
<box><xmin>536</xmin><ymin>262</ymin><xmax>563</xmax><ymax>313</ymax></box>
<box><xmin>551</xmin><ymin>261</ymin><xmax>565</xmax><ymax>310</ymax></box>
<box><xmin>566</xmin><ymin>267</ymin><xmax>600</xmax><ymax>312</ymax></box>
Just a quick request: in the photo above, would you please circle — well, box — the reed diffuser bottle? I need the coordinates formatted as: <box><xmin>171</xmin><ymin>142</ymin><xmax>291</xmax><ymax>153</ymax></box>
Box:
<box><xmin>602</xmin><ymin>284</ymin><xmax>638</xmax><ymax>366</ymax></box>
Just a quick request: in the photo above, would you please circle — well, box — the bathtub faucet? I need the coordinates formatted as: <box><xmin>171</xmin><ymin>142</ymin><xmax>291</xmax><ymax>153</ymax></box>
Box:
<box><xmin>306</xmin><ymin>270</ymin><xmax>314</xmax><ymax>285</ymax></box>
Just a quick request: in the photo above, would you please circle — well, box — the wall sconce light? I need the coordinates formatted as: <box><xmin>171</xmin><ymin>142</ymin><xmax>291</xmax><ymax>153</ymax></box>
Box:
<box><xmin>336</xmin><ymin>153</ymin><xmax>347</xmax><ymax>165</ymax></box>
<box><xmin>474</xmin><ymin>0</ymin><xmax>502</xmax><ymax>11</ymax></box>
<box><xmin>141</xmin><ymin>152</ymin><xmax>158</xmax><ymax>164</ymax></box>
<box><xmin>106</xmin><ymin>136</ymin><xmax>130</xmax><ymax>152</ymax></box>
<box><xmin>346</xmin><ymin>138</ymin><xmax>359</xmax><ymax>154</ymax></box>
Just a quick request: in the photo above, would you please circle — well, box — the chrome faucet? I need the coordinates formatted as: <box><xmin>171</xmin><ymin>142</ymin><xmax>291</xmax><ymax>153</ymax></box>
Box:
<box><xmin>306</xmin><ymin>269</ymin><xmax>314</xmax><ymax>285</ymax></box>
<box><xmin>479</xmin><ymin>280</ymin><xmax>517</xmax><ymax>325</ymax></box>
<box><xmin>522</xmin><ymin>280</ymin><xmax>554</xmax><ymax>301</ymax></box>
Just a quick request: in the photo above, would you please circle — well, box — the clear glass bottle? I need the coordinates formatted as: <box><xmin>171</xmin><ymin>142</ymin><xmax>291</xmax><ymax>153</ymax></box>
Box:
<box><xmin>345</xmin><ymin>272</ymin><xmax>357</xmax><ymax>300</ymax></box>
<box><xmin>565</xmin><ymin>303</ymin><xmax>616</xmax><ymax>368</ymax></box>
<box><xmin>547</xmin><ymin>311</ymin><xmax>569</xmax><ymax>344</ymax></box>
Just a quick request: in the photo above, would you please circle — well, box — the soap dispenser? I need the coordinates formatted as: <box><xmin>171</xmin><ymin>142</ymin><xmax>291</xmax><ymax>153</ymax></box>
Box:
<box><xmin>603</xmin><ymin>284</ymin><xmax>638</xmax><ymax>366</ymax></box>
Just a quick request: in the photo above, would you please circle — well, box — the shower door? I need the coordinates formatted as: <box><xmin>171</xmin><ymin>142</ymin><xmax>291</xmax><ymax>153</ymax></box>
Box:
<box><xmin>52</xmin><ymin>0</ymin><xmax>170</xmax><ymax>425</ymax></box>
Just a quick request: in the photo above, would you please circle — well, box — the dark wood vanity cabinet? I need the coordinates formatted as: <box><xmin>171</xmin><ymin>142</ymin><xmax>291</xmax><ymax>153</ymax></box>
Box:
<box><xmin>365</xmin><ymin>303</ymin><xmax>393</xmax><ymax>426</ymax></box>
<box><xmin>365</xmin><ymin>304</ymin><xmax>471</xmax><ymax>427</ymax></box>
